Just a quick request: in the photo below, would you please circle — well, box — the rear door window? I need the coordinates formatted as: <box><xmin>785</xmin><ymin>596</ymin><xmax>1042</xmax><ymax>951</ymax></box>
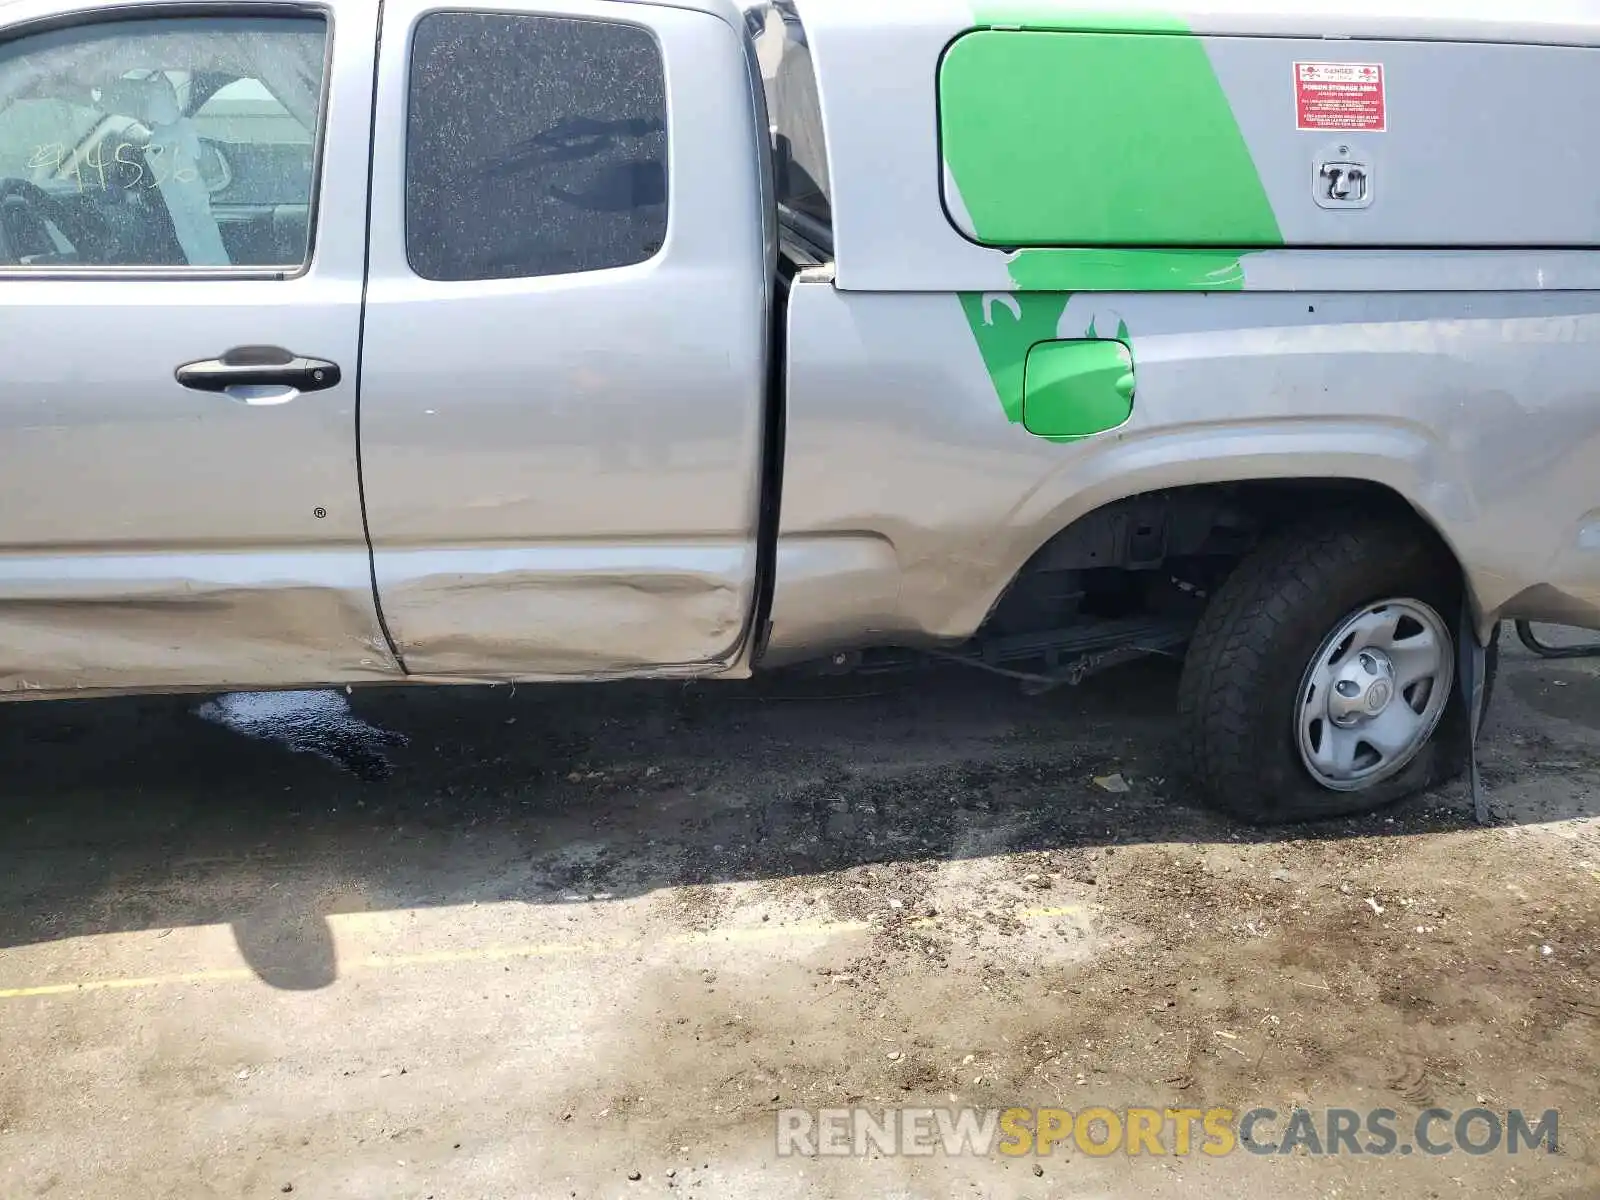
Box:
<box><xmin>404</xmin><ymin>12</ymin><xmax>668</xmax><ymax>282</ymax></box>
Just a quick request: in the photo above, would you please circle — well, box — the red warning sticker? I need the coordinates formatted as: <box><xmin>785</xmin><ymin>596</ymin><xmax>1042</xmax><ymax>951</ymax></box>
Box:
<box><xmin>1294</xmin><ymin>61</ymin><xmax>1386</xmax><ymax>132</ymax></box>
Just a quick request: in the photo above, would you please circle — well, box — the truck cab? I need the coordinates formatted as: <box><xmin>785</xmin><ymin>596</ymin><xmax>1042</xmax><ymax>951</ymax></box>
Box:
<box><xmin>0</xmin><ymin>0</ymin><xmax>771</xmax><ymax>688</ymax></box>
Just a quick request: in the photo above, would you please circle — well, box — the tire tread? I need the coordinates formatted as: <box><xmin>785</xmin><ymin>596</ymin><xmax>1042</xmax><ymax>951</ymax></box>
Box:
<box><xmin>1178</xmin><ymin>516</ymin><xmax>1481</xmax><ymax>823</ymax></box>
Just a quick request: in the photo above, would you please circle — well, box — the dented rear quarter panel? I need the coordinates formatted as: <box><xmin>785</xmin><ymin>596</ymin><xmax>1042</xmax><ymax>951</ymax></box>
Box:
<box><xmin>772</xmin><ymin>282</ymin><xmax>1600</xmax><ymax>658</ymax></box>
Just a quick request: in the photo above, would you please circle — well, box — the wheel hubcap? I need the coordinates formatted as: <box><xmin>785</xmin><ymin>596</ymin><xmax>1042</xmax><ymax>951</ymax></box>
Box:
<box><xmin>1328</xmin><ymin>649</ymin><xmax>1396</xmax><ymax>725</ymax></box>
<box><xmin>1296</xmin><ymin>598</ymin><xmax>1454</xmax><ymax>792</ymax></box>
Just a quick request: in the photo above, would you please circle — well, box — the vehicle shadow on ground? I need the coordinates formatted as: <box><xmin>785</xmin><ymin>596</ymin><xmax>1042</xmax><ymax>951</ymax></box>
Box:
<box><xmin>2</xmin><ymin>645</ymin><xmax>1597</xmax><ymax>989</ymax></box>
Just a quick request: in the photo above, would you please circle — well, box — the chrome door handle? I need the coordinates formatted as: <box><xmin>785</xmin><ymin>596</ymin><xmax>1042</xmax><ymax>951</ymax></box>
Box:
<box><xmin>175</xmin><ymin>346</ymin><xmax>342</xmax><ymax>398</ymax></box>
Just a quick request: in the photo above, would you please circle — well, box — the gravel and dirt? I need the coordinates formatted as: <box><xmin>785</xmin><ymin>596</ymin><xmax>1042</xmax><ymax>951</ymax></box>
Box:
<box><xmin>1</xmin><ymin>631</ymin><xmax>1597</xmax><ymax>1198</ymax></box>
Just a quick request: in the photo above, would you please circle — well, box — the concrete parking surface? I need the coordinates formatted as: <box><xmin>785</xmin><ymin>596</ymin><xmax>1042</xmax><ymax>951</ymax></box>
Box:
<box><xmin>2</xmin><ymin>634</ymin><xmax>1598</xmax><ymax>1198</ymax></box>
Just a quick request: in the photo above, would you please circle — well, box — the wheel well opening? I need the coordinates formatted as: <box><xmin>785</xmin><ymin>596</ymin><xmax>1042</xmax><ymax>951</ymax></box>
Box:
<box><xmin>980</xmin><ymin>479</ymin><xmax>1463</xmax><ymax>639</ymax></box>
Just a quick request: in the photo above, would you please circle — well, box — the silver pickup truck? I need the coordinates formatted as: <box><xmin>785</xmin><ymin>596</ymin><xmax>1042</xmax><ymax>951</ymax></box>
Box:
<box><xmin>2</xmin><ymin>0</ymin><xmax>1598</xmax><ymax>823</ymax></box>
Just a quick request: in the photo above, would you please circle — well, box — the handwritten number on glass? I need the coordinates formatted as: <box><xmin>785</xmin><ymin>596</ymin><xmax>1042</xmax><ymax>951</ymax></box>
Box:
<box><xmin>26</xmin><ymin>141</ymin><xmax>200</xmax><ymax>190</ymax></box>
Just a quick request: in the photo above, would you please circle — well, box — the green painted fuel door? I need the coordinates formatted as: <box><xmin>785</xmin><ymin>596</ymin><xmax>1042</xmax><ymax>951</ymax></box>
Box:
<box><xmin>1022</xmin><ymin>339</ymin><xmax>1135</xmax><ymax>441</ymax></box>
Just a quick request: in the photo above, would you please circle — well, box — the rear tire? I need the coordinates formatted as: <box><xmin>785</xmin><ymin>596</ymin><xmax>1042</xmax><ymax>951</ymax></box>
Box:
<box><xmin>1177</xmin><ymin>516</ymin><xmax>1498</xmax><ymax>824</ymax></box>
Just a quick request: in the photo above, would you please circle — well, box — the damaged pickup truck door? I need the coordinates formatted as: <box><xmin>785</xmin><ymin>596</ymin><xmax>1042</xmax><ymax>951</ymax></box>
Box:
<box><xmin>357</xmin><ymin>0</ymin><xmax>769</xmax><ymax>678</ymax></box>
<box><xmin>0</xmin><ymin>0</ymin><xmax>398</xmax><ymax>693</ymax></box>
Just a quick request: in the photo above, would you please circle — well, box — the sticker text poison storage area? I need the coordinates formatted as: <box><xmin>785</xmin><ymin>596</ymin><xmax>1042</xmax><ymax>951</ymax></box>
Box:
<box><xmin>1294</xmin><ymin>62</ymin><xmax>1386</xmax><ymax>132</ymax></box>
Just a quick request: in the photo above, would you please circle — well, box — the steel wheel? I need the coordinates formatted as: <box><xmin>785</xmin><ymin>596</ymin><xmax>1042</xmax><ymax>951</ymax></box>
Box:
<box><xmin>1295</xmin><ymin>597</ymin><xmax>1454</xmax><ymax>792</ymax></box>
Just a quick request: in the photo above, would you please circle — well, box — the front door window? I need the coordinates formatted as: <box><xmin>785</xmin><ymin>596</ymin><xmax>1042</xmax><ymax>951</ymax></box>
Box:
<box><xmin>0</xmin><ymin>16</ymin><xmax>327</xmax><ymax>268</ymax></box>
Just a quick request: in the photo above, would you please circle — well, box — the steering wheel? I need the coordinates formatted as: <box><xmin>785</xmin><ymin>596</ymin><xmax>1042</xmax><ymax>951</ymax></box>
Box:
<box><xmin>0</xmin><ymin>177</ymin><xmax>78</xmax><ymax>266</ymax></box>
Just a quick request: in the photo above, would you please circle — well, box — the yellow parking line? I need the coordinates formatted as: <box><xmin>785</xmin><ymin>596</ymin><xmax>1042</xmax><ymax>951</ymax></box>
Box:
<box><xmin>0</xmin><ymin>968</ymin><xmax>258</xmax><ymax>998</ymax></box>
<box><xmin>0</xmin><ymin>903</ymin><xmax>1087</xmax><ymax>1001</ymax></box>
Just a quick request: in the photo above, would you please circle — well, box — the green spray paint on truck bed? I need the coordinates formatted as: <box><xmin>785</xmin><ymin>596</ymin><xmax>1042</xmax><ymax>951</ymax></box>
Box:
<box><xmin>944</xmin><ymin>11</ymin><xmax>1284</xmax><ymax>432</ymax></box>
<box><xmin>941</xmin><ymin>30</ymin><xmax>1281</xmax><ymax>247</ymax></box>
